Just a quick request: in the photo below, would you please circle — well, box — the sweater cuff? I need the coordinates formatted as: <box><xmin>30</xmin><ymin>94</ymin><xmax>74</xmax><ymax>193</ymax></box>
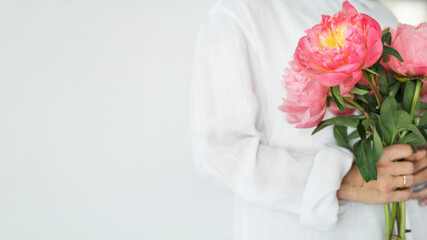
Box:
<box><xmin>299</xmin><ymin>144</ymin><xmax>354</xmax><ymax>230</ymax></box>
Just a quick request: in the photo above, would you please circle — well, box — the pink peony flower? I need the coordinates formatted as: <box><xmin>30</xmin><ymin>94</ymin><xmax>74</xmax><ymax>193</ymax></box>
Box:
<box><xmin>294</xmin><ymin>1</ymin><xmax>383</xmax><ymax>95</ymax></box>
<box><xmin>388</xmin><ymin>23</ymin><xmax>427</xmax><ymax>77</ymax></box>
<box><xmin>278</xmin><ymin>61</ymin><xmax>329</xmax><ymax>128</ymax></box>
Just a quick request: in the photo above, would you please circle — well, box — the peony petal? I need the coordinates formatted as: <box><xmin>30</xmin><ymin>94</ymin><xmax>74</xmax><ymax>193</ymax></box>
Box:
<box><xmin>335</xmin><ymin>63</ymin><xmax>361</xmax><ymax>73</ymax></box>
<box><xmin>340</xmin><ymin>70</ymin><xmax>362</xmax><ymax>95</ymax></box>
<box><xmin>397</xmin><ymin>64</ymin><xmax>427</xmax><ymax>77</ymax></box>
<box><xmin>342</xmin><ymin>1</ymin><xmax>358</xmax><ymax>18</ymax></box>
<box><xmin>389</xmin><ymin>24</ymin><xmax>427</xmax><ymax>77</ymax></box>
<box><xmin>279</xmin><ymin>103</ymin><xmax>308</xmax><ymax>113</ymax></box>
<box><xmin>295</xmin><ymin>106</ymin><xmax>326</xmax><ymax>128</ymax></box>
<box><xmin>316</xmin><ymin>72</ymin><xmax>350</xmax><ymax>86</ymax></box>
<box><xmin>413</xmin><ymin>47</ymin><xmax>427</xmax><ymax>67</ymax></box>
<box><xmin>363</xmin><ymin>29</ymin><xmax>383</xmax><ymax>68</ymax></box>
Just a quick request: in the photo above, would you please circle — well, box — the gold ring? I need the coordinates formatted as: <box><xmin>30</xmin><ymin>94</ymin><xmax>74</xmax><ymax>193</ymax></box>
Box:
<box><xmin>403</xmin><ymin>175</ymin><xmax>407</xmax><ymax>187</ymax></box>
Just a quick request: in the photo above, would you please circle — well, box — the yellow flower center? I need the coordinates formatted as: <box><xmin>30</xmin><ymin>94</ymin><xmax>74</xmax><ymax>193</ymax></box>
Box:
<box><xmin>320</xmin><ymin>28</ymin><xmax>346</xmax><ymax>49</ymax></box>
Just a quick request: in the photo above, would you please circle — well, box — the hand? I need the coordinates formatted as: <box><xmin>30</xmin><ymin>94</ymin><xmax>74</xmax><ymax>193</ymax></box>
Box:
<box><xmin>337</xmin><ymin>144</ymin><xmax>424</xmax><ymax>205</ymax></box>
<box><xmin>410</xmin><ymin>145</ymin><xmax>427</xmax><ymax>206</ymax></box>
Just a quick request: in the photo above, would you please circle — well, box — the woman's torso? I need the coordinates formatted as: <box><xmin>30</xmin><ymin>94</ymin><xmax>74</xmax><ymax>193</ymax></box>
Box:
<box><xmin>209</xmin><ymin>0</ymin><xmax>427</xmax><ymax>239</ymax></box>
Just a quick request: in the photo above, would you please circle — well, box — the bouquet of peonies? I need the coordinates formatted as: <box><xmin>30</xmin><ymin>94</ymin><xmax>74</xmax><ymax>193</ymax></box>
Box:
<box><xmin>279</xmin><ymin>1</ymin><xmax>427</xmax><ymax>239</ymax></box>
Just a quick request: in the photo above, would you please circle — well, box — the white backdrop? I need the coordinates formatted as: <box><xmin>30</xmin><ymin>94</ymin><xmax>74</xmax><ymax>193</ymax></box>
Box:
<box><xmin>0</xmin><ymin>0</ymin><xmax>425</xmax><ymax>240</ymax></box>
<box><xmin>0</xmin><ymin>0</ymin><xmax>233</xmax><ymax>239</ymax></box>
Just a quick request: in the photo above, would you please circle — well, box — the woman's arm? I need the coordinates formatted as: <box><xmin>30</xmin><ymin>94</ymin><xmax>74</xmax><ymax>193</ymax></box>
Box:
<box><xmin>191</xmin><ymin>8</ymin><xmax>354</xmax><ymax>230</ymax></box>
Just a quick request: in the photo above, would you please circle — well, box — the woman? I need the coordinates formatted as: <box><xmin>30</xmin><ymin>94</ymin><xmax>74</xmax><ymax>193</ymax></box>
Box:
<box><xmin>191</xmin><ymin>0</ymin><xmax>427</xmax><ymax>239</ymax></box>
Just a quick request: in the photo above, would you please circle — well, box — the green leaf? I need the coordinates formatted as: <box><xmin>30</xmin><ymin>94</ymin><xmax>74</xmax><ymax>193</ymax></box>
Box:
<box><xmin>379</xmin><ymin>97</ymin><xmax>412</xmax><ymax>144</ymax></box>
<box><xmin>404</xmin><ymin>123</ymin><xmax>426</xmax><ymax>141</ymax></box>
<box><xmin>326</xmin><ymin>96</ymin><xmax>332</xmax><ymax>108</ymax></box>
<box><xmin>419</xmin><ymin>110</ymin><xmax>427</xmax><ymax>126</ymax></box>
<box><xmin>350</xmin><ymin>86</ymin><xmax>370</xmax><ymax>96</ymax></box>
<box><xmin>355</xmin><ymin>93</ymin><xmax>378</xmax><ymax>110</ymax></box>
<box><xmin>355</xmin><ymin>83</ymin><xmax>371</xmax><ymax>91</ymax></box>
<box><xmin>397</xmin><ymin>132</ymin><xmax>427</xmax><ymax>146</ymax></box>
<box><xmin>312</xmin><ymin>115</ymin><xmax>365</xmax><ymax>135</ymax></box>
<box><xmin>382</xmin><ymin>32</ymin><xmax>392</xmax><ymax>45</ymax></box>
<box><xmin>383</xmin><ymin>54</ymin><xmax>390</xmax><ymax>63</ymax></box>
<box><xmin>418</xmin><ymin>126</ymin><xmax>427</xmax><ymax>142</ymax></box>
<box><xmin>354</xmin><ymin>140</ymin><xmax>378</xmax><ymax>182</ymax></box>
<box><xmin>331</xmin><ymin>85</ymin><xmax>344</xmax><ymax>113</ymax></box>
<box><xmin>357</xmin><ymin>122</ymin><xmax>366</xmax><ymax>140</ymax></box>
<box><xmin>388</xmin><ymin>82</ymin><xmax>400</xmax><ymax>97</ymax></box>
<box><xmin>403</xmin><ymin>81</ymin><xmax>416</xmax><ymax>113</ymax></box>
<box><xmin>355</xmin><ymin>94</ymin><xmax>368</xmax><ymax>105</ymax></box>
<box><xmin>346</xmin><ymin>130</ymin><xmax>359</xmax><ymax>141</ymax></box>
<box><xmin>383</xmin><ymin>46</ymin><xmax>404</xmax><ymax>62</ymax></box>
<box><xmin>420</xmin><ymin>101</ymin><xmax>427</xmax><ymax>111</ymax></box>
<box><xmin>373</xmin><ymin>129</ymin><xmax>384</xmax><ymax>162</ymax></box>
<box><xmin>378</xmin><ymin>65</ymin><xmax>389</xmax><ymax>95</ymax></box>
<box><xmin>371</xmin><ymin>113</ymin><xmax>383</xmax><ymax>138</ymax></box>
<box><xmin>365</xmin><ymin>93</ymin><xmax>379</xmax><ymax>107</ymax></box>
<box><xmin>364</xmin><ymin>68</ymin><xmax>379</xmax><ymax>76</ymax></box>
<box><xmin>343</xmin><ymin>102</ymin><xmax>356</xmax><ymax>109</ymax></box>
<box><xmin>362</xmin><ymin>119</ymin><xmax>375</xmax><ymax>129</ymax></box>
<box><xmin>333</xmin><ymin>125</ymin><xmax>351</xmax><ymax>150</ymax></box>
<box><xmin>382</xmin><ymin>27</ymin><xmax>390</xmax><ymax>35</ymax></box>
<box><xmin>381</xmin><ymin>96</ymin><xmax>398</xmax><ymax>118</ymax></box>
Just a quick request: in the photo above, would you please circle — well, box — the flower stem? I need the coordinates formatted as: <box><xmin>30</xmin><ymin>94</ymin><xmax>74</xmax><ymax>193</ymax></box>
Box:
<box><xmin>390</xmin><ymin>202</ymin><xmax>398</xmax><ymax>236</ymax></box>
<box><xmin>396</xmin><ymin>202</ymin><xmax>401</xmax><ymax>235</ymax></box>
<box><xmin>400</xmin><ymin>201</ymin><xmax>406</xmax><ymax>240</ymax></box>
<box><xmin>363</xmin><ymin>70</ymin><xmax>383</xmax><ymax>107</ymax></box>
<box><xmin>385</xmin><ymin>203</ymin><xmax>391</xmax><ymax>240</ymax></box>
<box><xmin>410</xmin><ymin>79</ymin><xmax>422</xmax><ymax>122</ymax></box>
<box><xmin>343</xmin><ymin>96</ymin><xmax>369</xmax><ymax>119</ymax></box>
<box><xmin>399</xmin><ymin>78</ymin><xmax>422</xmax><ymax>139</ymax></box>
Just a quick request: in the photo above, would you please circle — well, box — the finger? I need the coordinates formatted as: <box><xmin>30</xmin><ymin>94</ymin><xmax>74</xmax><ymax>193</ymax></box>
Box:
<box><xmin>413</xmin><ymin>157</ymin><xmax>427</xmax><ymax>173</ymax></box>
<box><xmin>379</xmin><ymin>162</ymin><xmax>414</xmax><ymax>176</ymax></box>
<box><xmin>411</xmin><ymin>187</ymin><xmax>427</xmax><ymax>200</ymax></box>
<box><xmin>414</xmin><ymin>168</ymin><xmax>427</xmax><ymax>185</ymax></box>
<box><xmin>419</xmin><ymin>198</ymin><xmax>427</xmax><ymax>206</ymax></box>
<box><xmin>413</xmin><ymin>150</ymin><xmax>427</xmax><ymax>161</ymax></box>
<box><xmin>384</xmin><ymin>188</ymin><xmax>412</xmax><ymax>203</ymax></box>
<box><xmin>381</xmin><ymin>144</ymin><xmax>414</xmax><ymax>163</ymax></box>
<box><xmin>415</xmin><ymin>145</ymin><xmax>427</xmax><ymax>152</ymax></box>
<box><xmin>392</xmin><ymin>175</ymin><xmax>414</xmax><ymax>189</ymax></box>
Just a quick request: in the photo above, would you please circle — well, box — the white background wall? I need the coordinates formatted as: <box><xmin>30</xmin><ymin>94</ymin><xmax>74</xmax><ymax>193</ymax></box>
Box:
<box><xmin>0</xmin><ymin>0</ymin><xmax>424</xmax><ymax>240</ymax></box>
<box><xmin>0</xmin><ymin>0</ymin><xmax>233</xmax><ymax>239</ymax></box>
<box><xmin>380</xmin><ymin>0</ymin><xmax>427</xmax><ymax>25</ymax></box>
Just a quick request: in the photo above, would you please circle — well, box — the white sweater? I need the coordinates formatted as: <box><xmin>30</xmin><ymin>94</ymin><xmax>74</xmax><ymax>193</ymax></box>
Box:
<box><xmin>191</xmin><ymin>0</ymin><xmax>427</xmax><ymax>239</ymax></box>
